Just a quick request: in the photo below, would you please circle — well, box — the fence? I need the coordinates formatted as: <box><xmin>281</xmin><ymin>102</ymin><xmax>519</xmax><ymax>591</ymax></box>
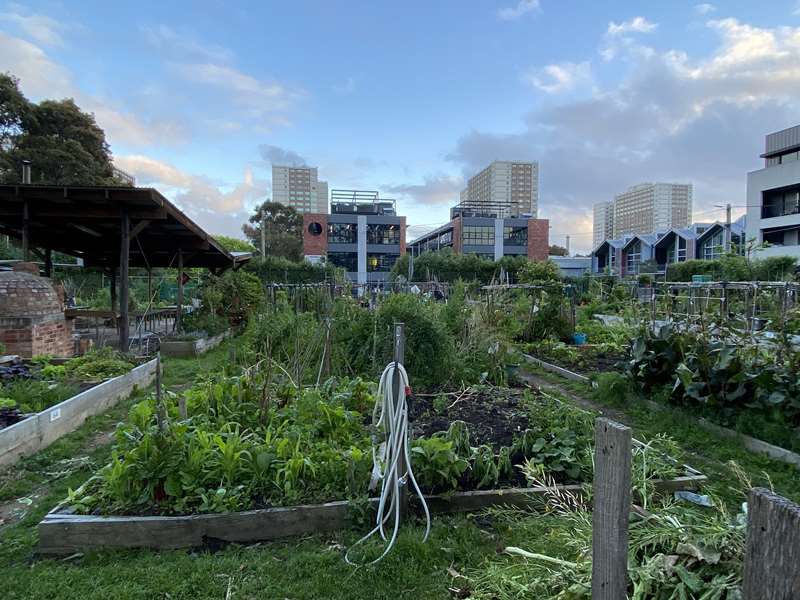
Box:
<box><xmin>592</xmin><ymin>416</ymin><xmax>800</xmax><ymax>599</ymax></box>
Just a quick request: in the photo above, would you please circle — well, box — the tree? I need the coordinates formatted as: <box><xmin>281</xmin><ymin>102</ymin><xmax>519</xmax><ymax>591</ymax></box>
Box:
<box><xmin>213</xmin><ymin>235</ymin><xmax>256</xmax><ymax>253</ymax></box>
<box><xmin>549</xmin><ymin>244</ymin><xmax>568</xmax><ymax>256</ymax></box>
<box><xmin>0</xmin><ymin>72</ymin><xmax>117</xmax><ymax>185</ymax></box>
<box><xmin>241</xmin><ymin>201</ymin><xmax>303</xmax><ymax>261</ymax></box>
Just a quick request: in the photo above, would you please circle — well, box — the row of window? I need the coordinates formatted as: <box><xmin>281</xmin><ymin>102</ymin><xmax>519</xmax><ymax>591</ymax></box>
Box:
<box><xmin>326</xmin><ymin>252</ymin><xmax>398</xmax><ymax>272</ymax></box>
<box><xmin>462</xmin><ymin>225</ymin><xmax>530</xmax><ymax>246</ymax></box>
<box><xmin>326</xmin><ymin>223</ymin><xmax>401</xmax><ymax>245</ymax></box>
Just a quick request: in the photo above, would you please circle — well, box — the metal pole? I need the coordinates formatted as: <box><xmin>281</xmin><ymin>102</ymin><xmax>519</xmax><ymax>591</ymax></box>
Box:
<box><xmin>261</xmin><ymin>213</ymin><xmax>266</xmax><ymax>260</ymax></box>
<box><xmin>725</xmin><ymin>203</ymin><xmax>732</xmax><ymax>254</ymax></box>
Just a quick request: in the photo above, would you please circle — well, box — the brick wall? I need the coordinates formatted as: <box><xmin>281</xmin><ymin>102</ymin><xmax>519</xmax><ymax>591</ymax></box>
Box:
<box><xmin>527</xmin><ymin>218</ymin><xmax>550</xmax><ymax>260</ymax></box>
<box><xmin>452</xmin><ymin>216</ymin><xmax>462</xmax><ymax>254</ymax></box>
<box><xmin>0</xmin><ymin>320</ymin><xmax>74</xmax><ymax>358</ymax></box>
<box><xmin>302</xmin><ymin>213</ymin><xmax>328</xmax><ymax>257</ymax></box>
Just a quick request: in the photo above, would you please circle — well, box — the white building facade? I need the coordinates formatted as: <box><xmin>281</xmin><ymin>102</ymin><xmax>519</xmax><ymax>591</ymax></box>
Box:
<box><xmin>592</xmin><ymin>201</ymin><xmax>614</xmax><ymax>248</ymax></box>
<box><xmin>459</xmin><ymin>160</ymin><xmax>539</xmax><ymax>218</ymax></box>
<box><xmin>612</xmin><ymin>182</ymin><xmax>692</xmax><ymax>238</ymax></box>
<box><xmin>746</xmin><ymin>124</ymin><xmax>800</xmax><ymax>260</ymax></box>
<box><xmin>272</xmin><ymin>165</ymin><xmax>329</xmax><ymax>214</ymax></box>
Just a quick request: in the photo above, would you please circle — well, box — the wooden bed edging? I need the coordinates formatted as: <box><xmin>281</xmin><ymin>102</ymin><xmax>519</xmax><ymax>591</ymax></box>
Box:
<box><xmin>160</xmin><ymin>330</ymin><xmax>232</xmax><ymax>358</ymax></box>
<box><xmin>0</xmin><ymin>358</ymin><xmax>158</xmax><ymax>468</ymax></box>
<box><xmin>37</xmin><ymin>474</ymin><xmax>706</xmax><ymax>555</ymax></box>
<box><xmin>521</xmin><ymin>353</ymin><xmax>800</xmax><ymax>470</ymax></box>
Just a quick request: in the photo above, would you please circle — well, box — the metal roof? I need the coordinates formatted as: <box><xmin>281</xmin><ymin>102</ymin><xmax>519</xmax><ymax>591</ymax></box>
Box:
<box><xmin>0</xmin><ymin>184</ymin><xmax>250</xmax><ymax>270</ymax></box>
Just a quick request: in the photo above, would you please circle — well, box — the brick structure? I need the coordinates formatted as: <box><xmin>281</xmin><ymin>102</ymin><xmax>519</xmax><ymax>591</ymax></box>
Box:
<box><xmin>303</xmin><ymin>213</ymin><xmax>328</xmax><ymax>257</ymax></box>
<box><xmin>451</xmin><ymin>216</ymin><xmax>462</xmax><ymax>254</ymax></box>
<box><xmin>527</xmin><ymin>218</ymin><xmax>550</xmax><ymax>261</ymax></box>
<box><xmin>398</xmin><ymin>216</ymin><xmax>407</xmax><ymax>255</ymax></box>
<box><xmin>0</xmin><ymin>268</ymin><xmax>74</xmax><ymax>357</ymax></box>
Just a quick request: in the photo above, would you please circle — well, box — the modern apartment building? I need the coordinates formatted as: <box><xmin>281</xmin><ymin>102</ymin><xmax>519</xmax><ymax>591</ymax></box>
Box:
<box><xmin>302</xmin><ymin>190</ymin><xmax>405</xmax><ymax>284</ymax></box>
<box><xmin>612</xmin><ymin>183</ymin><xmax>693</xmax><ymax>238</ymax></box>
<box><xmin>746</xmin><ymin>124</ymin><xmax>800</xmax><ymax>259</ymax></box>
<box><xmin>592</xmin><ymin>201</ymin><xmax>614</xmax><ymax>248</ymax></box>
<box><xmin>272</xmin><ymin>165</ymin><xmax>329</xmax><ymax>214</ymax></box>
<box><xmin>408</xmin><ymin>212</ymin><xmax>549</xmax><ymax>262</ymax></box>
<box><xmin>459</xmin><ymin>160</ymin><xmax>539</xmax><ymax>218</ymax></box>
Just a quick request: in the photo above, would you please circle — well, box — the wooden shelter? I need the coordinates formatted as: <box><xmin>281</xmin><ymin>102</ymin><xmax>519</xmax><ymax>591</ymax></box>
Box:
<box><xmin>0</xmin><ymin>184</ymin><xmax>251</xmax><ymax>351</ymax></box>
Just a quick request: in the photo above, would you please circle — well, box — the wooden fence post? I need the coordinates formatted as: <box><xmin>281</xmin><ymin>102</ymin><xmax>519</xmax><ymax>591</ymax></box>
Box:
<box><xmin>592</xmin><ymin>417</ymin><xmax>632</xmax><ymax>600</ymax></box>
<box><xmin>392</xmin><ymin>322</ymin><xmax>408</xmax><ymax>516</ymax></box>
<box><xmin>743</xmin><ymin>488</ymin><xmax>800</xmax><ymax>599</ymax></box>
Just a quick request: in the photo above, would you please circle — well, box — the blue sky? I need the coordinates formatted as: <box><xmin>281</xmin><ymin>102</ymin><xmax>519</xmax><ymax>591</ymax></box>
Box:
<box><xmin>2</xmin><ymin>0</ymin><xmax>800</xmax><ymax>253</ymax></box>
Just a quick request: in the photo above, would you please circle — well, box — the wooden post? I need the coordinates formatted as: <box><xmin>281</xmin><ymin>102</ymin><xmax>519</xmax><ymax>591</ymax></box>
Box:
<box><xmin>175</xmin><ymin>249</ymin><xmax>183</xmax><ymax>333</ymax></box>
<box><xmin>22</xmin><ymin>199</ymin><xmax>30</xmax><ymax>261</ymax></box>
<box><xmin>119</xmin><ymin>208</ymin><xmax>130</xmax><ymax>352</ymax></box>
<box><xmin>592</xmin><ymin>417</ymin><xmax>632</xmax><ymax>600</ymax></box>
<box><xmin>743</xmin><ymin>488</ymin><xmax>800</xmax><ymax>599</ymax></box>
<box><xmin>155</xmin><ymin>352</ymin><xmax>165</xmax><ymax>433</ymax></box>
<box><xmin>392</xmin><ymin>322</ymin><xmax>408</xmax><ymax>516</ymax></box>
<box><xmin>44</xmin><ymin>248</ymin><xmax>53</xmax><ymax>278</ymax></box>
<box><xmin>110</xmin><ymin>267</ymin><xmax>117</xmax><ymax>330</ymax></box>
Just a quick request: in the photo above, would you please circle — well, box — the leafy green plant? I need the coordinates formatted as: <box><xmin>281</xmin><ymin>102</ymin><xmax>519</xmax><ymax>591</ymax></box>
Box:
<box><xmin>471</xmin><ymin>444</ymin><xmax>499</xmax><ymax>489</ymax></box>
<box><xmin>411</xmin><ymin>437</ymin><xmax>468</xmax><ymax>491</ymax></box>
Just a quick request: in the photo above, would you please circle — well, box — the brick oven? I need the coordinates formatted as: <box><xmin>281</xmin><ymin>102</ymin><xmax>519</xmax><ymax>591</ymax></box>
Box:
<box><xmin>0</xmin><ymin>265</ymin><xmax>74</xmax><ymax>357</ymax></box>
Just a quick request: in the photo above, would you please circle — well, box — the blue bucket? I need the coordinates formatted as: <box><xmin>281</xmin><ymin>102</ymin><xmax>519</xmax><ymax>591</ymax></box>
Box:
<box><xmin>572</xmin><ymin>333</ymin><xmax>587</xmax><ymax>345</ymax></box>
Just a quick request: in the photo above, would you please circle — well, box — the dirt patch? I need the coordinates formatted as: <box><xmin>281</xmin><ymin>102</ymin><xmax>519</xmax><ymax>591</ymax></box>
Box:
<box><xmin>409</xmin><ymin>387</ymin><xmax>530</xmax><ymax>449</ymax></box>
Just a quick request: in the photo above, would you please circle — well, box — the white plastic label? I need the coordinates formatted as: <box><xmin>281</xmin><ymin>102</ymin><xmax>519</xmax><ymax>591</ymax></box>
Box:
<box><xmin>49</xmin><ymin>408</ymin><xmax>61</xmax><ymax>422</ymax></box>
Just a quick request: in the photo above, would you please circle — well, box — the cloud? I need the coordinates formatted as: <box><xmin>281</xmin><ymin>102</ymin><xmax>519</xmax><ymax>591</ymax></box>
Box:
<box><xmin>0</xmin><ymin>5</ymin><xmax>69</xmax><ymax>47</ymax></box>
<box><xmin>384</xmin><ymin>174</ymin><xmax>464</xmax><ymax>206</ymax></box>
<box><xmin>446</xmin><ymin>18</ymin><xmax>800</xmax><ymax>253</ymax></box>
<box><xmin>142</xmin><ymin>24</ymin><xmax>233</xmax><ymax>63</ymax></box>
<box><xmin>259</xmin><ymin>145</ymin><xmax>307</xmax><ymax>167</ymax></box>
<box><xmin>497</xmin><ymin>0</ymin><xmax>540</xmax><ymax>21</ymax></box>
<box><xmin>0</xmin><ymin>32</ymin><xmax>183</xmax><ymax>147</ymax></box>
<box><xmin>794</xmin><ymin>2</ymin><xmax>800</xmax><ymax>16</ymax></box>
<box><xmin>606</xmin><ymin>16</ymin><xmax>658</xmax><ymax>37</ymax></box>
<box><xmin>115</xmin><ymin>154</ymin><xmax>268</xmax><ymax>236</ymax></box>
<box><xmin>174</xmin><ymin>62</ymin><xmax>304</xmax><ymax>129</ymax></box>
<box><xmin>332</xmin><ymin>77</ymin><xmax>355</xmax><ymax>95</ymax></box>
<box><xmin>694</xmin><ymin>3</ymin><xmax>716</xmax><ymax>15</ymax></box>
<box><xmin>523</xmin><ymin>61</ymin><xmax>591</xmax><ymax>94</ymax></box>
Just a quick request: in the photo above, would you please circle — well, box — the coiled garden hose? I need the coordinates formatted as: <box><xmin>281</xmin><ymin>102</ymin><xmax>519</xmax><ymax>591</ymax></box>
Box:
<box><xmin>344</xmin><ymin>362</ymin><xmax>430</xmax><ymax>565</ymax></box>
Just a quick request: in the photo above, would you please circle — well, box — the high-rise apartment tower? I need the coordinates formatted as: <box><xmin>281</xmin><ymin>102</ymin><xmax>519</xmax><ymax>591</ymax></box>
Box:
<box><xmin>458</xmin><ymin>161</ymin><xmax>538</xmax><ymax>218</ymax></box>
<box><xmin>272</xmin><ymin>165</ymin><xmax>329</xmax><ymax>214</ymax></box>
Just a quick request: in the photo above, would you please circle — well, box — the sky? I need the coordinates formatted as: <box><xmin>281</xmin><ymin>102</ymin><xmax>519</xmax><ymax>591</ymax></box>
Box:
<box><xmin>2</xmin><ymin>0</ymin><xmax>800</xmax><ymax>254</ymax></box>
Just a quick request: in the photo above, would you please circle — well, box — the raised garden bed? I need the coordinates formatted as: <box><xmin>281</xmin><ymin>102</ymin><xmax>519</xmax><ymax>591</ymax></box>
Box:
<box><xmin>0</xmin><ymin>358</ymin><xmax>158</xmax><ymax>467</ymax></box>
<box><xmin>38</xmin><ymin>471</ymin><xmax>704</xmax><ymax>554</ymax></box>
<box><xmin>159</xmin><ymin>329</ymin><xmax>232</xmax><ymax>358</ymax></box>
<box><xmin>37</xmin><ymin>381</ymin><xmax>705</xmax><ymax>554</ymax></box>
<box><xmin>521</xmin><ymin>353</ymin><xmax>800</xmax><ymax>470</ymax></box>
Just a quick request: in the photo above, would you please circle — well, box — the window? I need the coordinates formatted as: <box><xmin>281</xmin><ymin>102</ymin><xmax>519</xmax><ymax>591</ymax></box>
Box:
<box><xmin>328</xmin><ymin>223</ymin><xmax>357</xmax><ymax>244</ymax></box>
<box><xmin>701</xmin><ymin>230</ymin><xmax>724</xmax><ymax>260</ymax></box>
<box><xmin>763</xmin><ymin>185</ymin><xmax>800</xmax><ymax>218</ymax></box>
<box><xmin>367</xmin><ymin>253</ymin><xmax>398</xmax><ymax>272</ymax></box>
<box><xmin>327</xmin><ymin>252</ymin><xmax>358</xmax><ymax>272</ymax></box>
<box><xmin>463</xmin><ymin>225</ymin><xmax>494</xmax><ymax>245</ymax></box>
<box><xmin>626</xmin><ymin>241</ymin><xmax>641</xmax><ymax>274</ymax></box>
<box><xmin>366</xmin><ymin>224</ymin><xmax>400</xmax><ymax>245</ymax></box>
<box><xmin>503</xmin><ymin>225</ymin><xmax>528</xmax><ymax>246</ymax></box>
<box><xmin>307</xmin><ymin>222</ymin><xmax>322</xmax><ymax>236</ymax></box>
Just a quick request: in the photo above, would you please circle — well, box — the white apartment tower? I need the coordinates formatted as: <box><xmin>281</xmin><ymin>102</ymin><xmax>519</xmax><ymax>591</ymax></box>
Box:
<box><xmin>459</xmin><ymin>160</ymin><xmax>539</xmax><ymax>218</ymax></box>
<box><xmin>272</xmin><ymin>165</ymin><xmax>329</xmax><ymax>214</ymax></box>
<box><xmin>612</xmin><ymin>183</ymin><xmax>692</xmax><ymax>238</ymax></box>
<box><xmin>593</xmin><ymin>201</ymin><xmax>614</xmax><ymax>248</ymax></box>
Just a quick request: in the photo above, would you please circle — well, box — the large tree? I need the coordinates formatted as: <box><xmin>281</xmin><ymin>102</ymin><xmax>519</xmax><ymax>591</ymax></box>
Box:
<box><xmin>242</xmin><ymin>201</ymin><xmax>303</xmax><ymax>261</ymax></box>
<box><xmin>0</xmin><ymin>72</ymin><xmax>119</xmax><ymax>185</ymax></box>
